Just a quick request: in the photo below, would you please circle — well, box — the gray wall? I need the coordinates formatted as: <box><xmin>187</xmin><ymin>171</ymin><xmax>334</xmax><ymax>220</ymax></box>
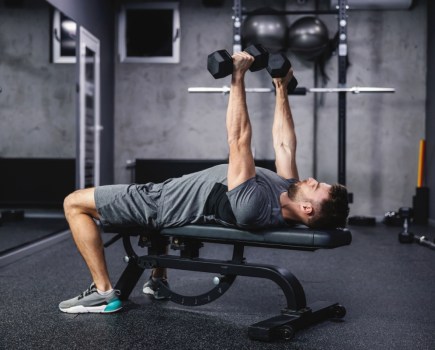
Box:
<box><xmin>426</xmin><ymin>0</ymin><xmax>435</xmax><ymax>224</ymax></box>
<box><xmin>0</xmin><ymin>0</ymin><xmax>115</xmax><ymax>185</ymax></box>
<box><xmin>0</xmin><ymin>1</ymin><xmax>75</xmax><ymax>158</ymax></box>
<box><xmin>46</xmin><ymin>0</ymin><xmax>115</xmax><ymax>185</ymax></box>
<box><xmin>114</xmin><ymin>0</ymin><xmax>427</xmax><ymax>218</ymax></box>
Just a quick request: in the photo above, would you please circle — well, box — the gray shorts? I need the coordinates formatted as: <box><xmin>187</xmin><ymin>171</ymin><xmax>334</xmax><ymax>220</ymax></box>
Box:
<box><xmin>94</xmin><ymin>183</ymin><xmax>164</xmax><ymax>231</ymax></box>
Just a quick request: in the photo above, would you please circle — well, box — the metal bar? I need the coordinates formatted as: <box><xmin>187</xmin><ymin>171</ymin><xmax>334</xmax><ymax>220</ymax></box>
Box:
<box><xmin>233</xmin><ymin>0</ymin><xmax>242</xmax><ymax>53</ymax></box>
<box><xmin>188</xmin><ymin>86</ymin><xmax>395</xmax><ymax>94</ymax></box>
<box><xmin>188</xmin><ymin>86</ymin><xmax>273</xmax><ymax>93</ymax></box>
<box><xmin>338</xmin><ymin>0</ymin><xmax>348</xmax><ymax>186</ymax></box>
<box><xmin>309</xmin><ymin>87</ymin><xmax>395</xmax><ymax>93</ymax></box>
<box><xmin>114</xmin><ymin>258</ymin><xmax>146</xmax><ymax>300</ymax></box>
<box><xmin>137</xmin><ymin>254</ymin><xmax>307</xmax><ymax>310</ymax></box>
<box><xmin>103</xmin><ymin>233</ymin><xmax>122</xmax><ymax>248</ymax></box>
<box><xmin>242</xmin><ymin>10</ymin><xmax>338</xmax><ymax>15</ymax></box>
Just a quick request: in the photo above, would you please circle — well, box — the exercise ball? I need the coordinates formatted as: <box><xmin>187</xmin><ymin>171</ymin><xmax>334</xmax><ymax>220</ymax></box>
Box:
<box><xmin>288</xmin><ymin>17</ymin><xmax>329</xmax><ymax>61</ymax></box>
<box><xmin>242</xmin><ymin>8</ymin><xmax>287</xmax><ymax>52</ymax></box>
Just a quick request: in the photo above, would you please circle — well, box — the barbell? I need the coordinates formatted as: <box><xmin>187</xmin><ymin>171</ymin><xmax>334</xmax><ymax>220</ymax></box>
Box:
<box><xmin>187</xmin><ymin>86</ymin><xmax>395</xmax><ymax>95</ymax></box>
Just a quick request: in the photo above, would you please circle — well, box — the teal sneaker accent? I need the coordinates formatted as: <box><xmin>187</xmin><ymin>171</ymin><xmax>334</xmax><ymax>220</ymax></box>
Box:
<box><xmin>59</xmin><ymin>283</ymin><xmax>122</xmax><ymax>314</ymax></box>
<box><xmin>104</xmin><ymin>298</ymin><xmax>122</xmax><ymax>312</ymax></box>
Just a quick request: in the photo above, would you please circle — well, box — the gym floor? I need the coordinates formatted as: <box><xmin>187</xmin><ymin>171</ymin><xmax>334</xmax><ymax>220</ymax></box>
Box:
<box><xmin>1</xmin><ymin>222</ymin><xmax>434</xmax><ymax>349</ymax></box>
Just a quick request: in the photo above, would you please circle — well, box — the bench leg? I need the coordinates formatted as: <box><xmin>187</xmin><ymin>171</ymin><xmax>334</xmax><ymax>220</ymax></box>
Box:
<box><xmin>114</xmin><ymin>258</ymin><xmax>145</xmax><ymax>300</ymax></box>
<box><xmin>248</xmin><ymin>301</ymin><xmax>346</xmax><ymax>341</ymax></box>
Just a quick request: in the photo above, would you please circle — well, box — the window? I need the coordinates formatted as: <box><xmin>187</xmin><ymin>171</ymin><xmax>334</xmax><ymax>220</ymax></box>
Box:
<box><xmin>118</xmin><ymin>2</ymin><xmax>180</xmax><ymax>63</ymax></box>
<box><xmin>52</xmin><ymin>9</ymin><xmax>77</xmax><ymax>64</ymax></box>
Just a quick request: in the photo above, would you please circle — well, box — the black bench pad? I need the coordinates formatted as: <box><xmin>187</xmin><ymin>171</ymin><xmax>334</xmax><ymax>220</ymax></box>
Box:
<box><xmin>160</xmin><ymin>225</ymin><xmax>352</xmax><ymax>250</ymax></box>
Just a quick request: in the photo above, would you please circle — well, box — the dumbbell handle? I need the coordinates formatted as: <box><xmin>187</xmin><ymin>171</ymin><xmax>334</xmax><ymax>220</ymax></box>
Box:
<box><xmin>207</xmin><ymin>44</ymin><xmax>268</xmax><ymax>79</ymax></box>
<box><xmin>244</xmin><ymin>44</ymin><xmax>269</xmax><ymax>72</ymax></box>
<box><xmin>405</xmin><ymin>233</ymin><xmax>435</xmax><ymax>250</ymax></box>
<box><xmin>416</xmin><ymin>235</ymin><xmax>435</xmax><ymax>250</ymax></box>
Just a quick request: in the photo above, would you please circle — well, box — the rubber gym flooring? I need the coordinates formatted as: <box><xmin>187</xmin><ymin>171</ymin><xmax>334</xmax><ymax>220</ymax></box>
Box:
<box><xmin>0</xmin><ymin>218</ymin><xmax>68</xmax><ymax>253</ymax></box>
<box><xmin>0</xmin><ymin>221</ymin><xmax>434</xmax><ymax>350</ymax></box>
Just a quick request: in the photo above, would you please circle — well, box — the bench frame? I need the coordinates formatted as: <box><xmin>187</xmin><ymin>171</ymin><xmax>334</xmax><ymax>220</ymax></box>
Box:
<box><xmin>105</xmin><ymin>226</ymin><xmax>348</xmax><ymax>341</ymax></box>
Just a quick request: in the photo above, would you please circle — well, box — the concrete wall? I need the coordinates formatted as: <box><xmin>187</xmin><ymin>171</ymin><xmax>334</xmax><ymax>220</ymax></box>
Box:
<box><xmin>0</xmin><ymin>0</ymin><xmax>75</xmax><ymax>158</ymax></box>
<box><xmin>315</xmin><ymin>3</ymin><xmax>427</xmax><ymax>216</ymax></box>
<box><xmin>114</xmin><ymin>0</ymin><xmax>427</xmax><ymax>218</ymax></box>
<box><xmin>46</xmin><ymin>0</ymin><xmax>116</xmax><ymax>185</ymax></box>
<box><xmin>426</xmin><ymin>0</ymin><xmax>435</xmax><ymax>224</ymax></box>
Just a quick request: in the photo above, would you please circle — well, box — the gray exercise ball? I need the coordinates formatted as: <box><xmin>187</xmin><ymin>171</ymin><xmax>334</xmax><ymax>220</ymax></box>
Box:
<box><xmin>242</xmin><ymin>8</ymin><xmax>287</xmax><ymax>52</ymax></box>
<box><xmin>288</xmin><ymin>16</ymin><xmax>329</xmax><ymax>61</ymax></box>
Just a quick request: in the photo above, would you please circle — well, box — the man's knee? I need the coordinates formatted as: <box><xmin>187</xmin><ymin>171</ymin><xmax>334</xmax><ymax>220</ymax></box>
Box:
<box><xmin>64</xmin><ymin>188</ymin><xmax>97</xmax><ymax>219</ymax></box>
<box><xmin>63</xmin><ymin>191</ymin><xmax>81</xmax><ymax>218</ymax></box>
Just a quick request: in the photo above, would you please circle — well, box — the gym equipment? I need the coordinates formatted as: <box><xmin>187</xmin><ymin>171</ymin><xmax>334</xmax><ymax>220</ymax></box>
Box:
<box><xmin>413</xmin><ymin>139</ymin><xmax>429</xmax><ymax>224</ymax></box>
<box><xmin>398</xmin><ymin>207</ymin><xmax>435</xmax><ymax>250</ymax></box>
<box><xmin>188</xmin><ymin>86</ymin><xmax>395</xmax><ymax>95</ymax></box>
<box><xmin>207</xmin><ymin>44</ymin><xmax>269</xmax><ymax>79</ymax></box>
<box><xmin>267</xmin><ymin>52</ymin><xmax>299</xmax><ymax>94</ymax></box>
<box><xmin>417</xmin><ymin>139</ymin><xmax>426</xmax><ymax>188</ymax></box>
<box><xmin>103</xmin><ymin>224</ymin><xmax>352</xmax><ymax>341</ymax></box>
<box><xmin>398</xmin><ymin>207</ymin><xmax>414</xmax><ymax>243</ymax></box>
<box><xmin>330</xmin><ymin>0</ymin><xmax>413</xmax><ymax>10</ymax></box>
<box><xmin>288</xmin><ymin>17</ymin><xmax>330</xmax><ymax>61</ymax></box>
<box><xmin>383</xmin><ymin>211</ymin><xmax>402</xmax><ymax>226</ymax></box>
<box><xmin>231</xmin><ymin>0</ymin><xmax>352</xmax><ymax>186</ymax></box>
<box><xmin>241</xmin><ymin>7</ymin><xmax>288</xmax><ymax>52</ymax></box>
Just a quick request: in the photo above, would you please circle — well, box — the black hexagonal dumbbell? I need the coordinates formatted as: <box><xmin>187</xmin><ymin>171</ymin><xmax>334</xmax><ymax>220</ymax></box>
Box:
<box><xmin>267</xmin><ymin>52</ymin><xmax>298</xmax><ymax>94</ymax></box>
<box><xmin>207</xmin><ymin>44</ymin><xmax>269</xmax><ymax>79</ymax></box>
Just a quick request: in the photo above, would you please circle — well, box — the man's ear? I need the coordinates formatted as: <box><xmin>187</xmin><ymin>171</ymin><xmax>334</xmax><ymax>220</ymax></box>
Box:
<box><xmin>300</xmin><ymin>202</ymin><xmax>313</xmax><ymax>215</ymax></box>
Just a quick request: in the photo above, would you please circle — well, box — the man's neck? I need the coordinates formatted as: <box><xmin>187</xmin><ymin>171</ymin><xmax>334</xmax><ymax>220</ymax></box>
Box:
<box><xmin>280</xmin><ymin>192</ymin><xmax>303</xmax><ymax>223</ymax></box>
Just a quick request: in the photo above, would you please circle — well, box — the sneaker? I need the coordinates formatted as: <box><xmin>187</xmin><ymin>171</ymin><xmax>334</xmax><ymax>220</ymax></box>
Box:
<box><xmin>59</xmin><ymin>283</ymin><xmax>122</xmax><ymax>314</ymax></box>
<box><xmin>142</xmin><ymin>277</ymin><xmax>170</xmax><ymax>300</ymax></box>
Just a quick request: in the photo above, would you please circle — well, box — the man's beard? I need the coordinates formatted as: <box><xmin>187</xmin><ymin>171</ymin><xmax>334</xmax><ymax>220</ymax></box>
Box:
<box><xmin>287</xmin><ymin>182</ymin><xmax>301</xmax><ymax>201</ymax></box>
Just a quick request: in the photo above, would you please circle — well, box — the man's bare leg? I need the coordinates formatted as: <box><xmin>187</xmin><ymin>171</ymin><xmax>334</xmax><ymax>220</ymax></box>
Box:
<box><xmin>152</xmin><ymin>267</ymin><xmax>167</xmax><ymax>279</ymax></box>
<box><xmin>63</xmin><ymin>188</ymin><xmax>112</xmax><ymax>291</ymax></box>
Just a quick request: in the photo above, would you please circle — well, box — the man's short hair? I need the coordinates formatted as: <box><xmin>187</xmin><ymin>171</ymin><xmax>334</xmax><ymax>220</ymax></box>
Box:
<box><xmin>307</xmin><ymin>184</ymin><xmax>350</xmax><ymax>229</ymax></box>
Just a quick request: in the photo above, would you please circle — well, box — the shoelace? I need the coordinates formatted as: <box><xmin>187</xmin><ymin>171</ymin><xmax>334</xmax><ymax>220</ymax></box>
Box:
<box><xmin>77</xmin><ymin>283</ymin><xmax>121</xmax><ymax>299</ymax></box>
<box><xmin>78</xmin><ymin>283</ymin><xmax>97</xmax><ymax>300</ymax></box>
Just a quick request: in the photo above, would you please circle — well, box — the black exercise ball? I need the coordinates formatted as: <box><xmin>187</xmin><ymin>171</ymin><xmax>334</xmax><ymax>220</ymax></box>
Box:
<box><xmin>288</xmin><ymin>17</ymin><xmax>329</xmax><ymax>61</ymax></box>
<box><xmin>242</xmin><ymin>8</ymin><xmax>287</xmax><ymax>52</ymax></box>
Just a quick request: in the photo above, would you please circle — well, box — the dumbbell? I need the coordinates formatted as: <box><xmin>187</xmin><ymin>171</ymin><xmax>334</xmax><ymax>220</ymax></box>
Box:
<box><xmin>267</xmin><ymin>52</ymin><xmax>298</xmax><ymax>94</ymax></box>
<box><xmin>398</xmin><ymin>207</ymin><xmax>435</xmax><ymax>250</ymax></box>
<box><xmin>207</xmin><ymin>44</ymin><xmax>269</xmax><ymax>79</ymax></box>
<box><xmin>398</xmin><ymin>207</ymin><xmax>414</xmax><ymax>243</ymax></box>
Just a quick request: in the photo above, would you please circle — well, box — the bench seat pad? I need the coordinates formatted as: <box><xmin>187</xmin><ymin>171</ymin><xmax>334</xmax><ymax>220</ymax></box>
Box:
<box><xmin>160</xmin><ymin>225</ymin><xmax>352</xmax><ymax>250</ymax></box>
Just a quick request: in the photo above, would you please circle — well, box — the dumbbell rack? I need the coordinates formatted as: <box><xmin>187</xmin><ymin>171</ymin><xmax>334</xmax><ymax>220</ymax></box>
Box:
<box><xmin>232</xmin><ymin>0</ymin><xmax>350</xmax><ymax>188</ymax></box>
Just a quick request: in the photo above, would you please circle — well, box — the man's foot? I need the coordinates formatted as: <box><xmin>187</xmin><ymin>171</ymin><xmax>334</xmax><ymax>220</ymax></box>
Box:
<box><xmin>59</xmin><ymin>283</ymin><xmax>122</xmax><ymax>314</ymax></box>
<box><xmin>142</xmin><ymin>277</ymin><xmax>170</xmax><ymax>300</ymax></box>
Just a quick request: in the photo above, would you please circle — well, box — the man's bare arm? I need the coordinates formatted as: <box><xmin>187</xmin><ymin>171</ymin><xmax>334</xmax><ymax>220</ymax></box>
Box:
<box><xmin>272</xmin><ymin>68</ymin><xmax>299</xmax><ymax>180</ymax></box>
<box><xmin>226</xmin><ymin>52</ymin><xmax>256</xmax><ymax>191</ymax></box>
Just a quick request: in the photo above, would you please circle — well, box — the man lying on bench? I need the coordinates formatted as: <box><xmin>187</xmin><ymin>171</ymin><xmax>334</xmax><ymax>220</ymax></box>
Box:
<box><xmin>59</xmin><ymin>50</ymin><xmax>349</xmax><ymax>314</ymax></box>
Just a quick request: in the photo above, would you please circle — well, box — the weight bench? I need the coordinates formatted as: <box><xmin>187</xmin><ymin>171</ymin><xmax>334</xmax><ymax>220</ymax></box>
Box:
<box><xmin>104</xmin><ymin>224</ymin><xmax>352</xmax><ymax>341</ymax></box>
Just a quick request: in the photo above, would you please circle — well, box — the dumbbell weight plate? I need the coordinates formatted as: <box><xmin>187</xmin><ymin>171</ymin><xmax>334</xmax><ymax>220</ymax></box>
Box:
<box><xmin>287</xmin><ymin>77</ymin><xmax>298</xmax><ymax>94</ymax></box>
<box><xmin>207</xmin><ymin>50</ymin><xmax>233</xmax><ymax>79</ymax></box>
<box><xmin>267</xmin><ymin>53</ymin><xmax>291</xmax><ymax>78</ymax></box>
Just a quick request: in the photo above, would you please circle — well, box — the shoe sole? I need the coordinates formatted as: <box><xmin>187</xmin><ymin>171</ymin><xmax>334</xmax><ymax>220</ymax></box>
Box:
<box><xmin>143</xmin><ymin>286</ymin><xmax>168</xmax><ymax>300</ymax></box>
<box><xmin>59</xmin><ymin>300</ymin><xmax>122</xmax><ymax>314</ymax></box>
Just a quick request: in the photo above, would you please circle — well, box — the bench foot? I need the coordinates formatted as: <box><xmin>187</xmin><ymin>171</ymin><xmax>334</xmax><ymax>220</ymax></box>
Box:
<box><xmin>248</xmin><ymin>301</ymin><xmax>346</xmax><ymax>341</ymax></box>
<box><xmin>114</xmin><ymin>258</ymin><xmax>146</xmax><ymax>300</ymax></box>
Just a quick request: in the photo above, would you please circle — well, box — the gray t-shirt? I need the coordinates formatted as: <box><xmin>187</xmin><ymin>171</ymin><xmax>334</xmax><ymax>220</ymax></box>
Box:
<box><xmin>157</xmin><ymin>164</ymin><xmax>296</xmax><ymax>230</ymax></box>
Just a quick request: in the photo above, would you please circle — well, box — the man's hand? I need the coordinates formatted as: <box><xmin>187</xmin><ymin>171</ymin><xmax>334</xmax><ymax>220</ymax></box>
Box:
<box><xmin>272</xmin><ymin>68</ymin><xmax>294</xmax><ymax>90</ymax></box>
<box><xmin>232</xmin><ymin>51</ymin><xmax>255</xmax><ymax>80</ymax></box>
